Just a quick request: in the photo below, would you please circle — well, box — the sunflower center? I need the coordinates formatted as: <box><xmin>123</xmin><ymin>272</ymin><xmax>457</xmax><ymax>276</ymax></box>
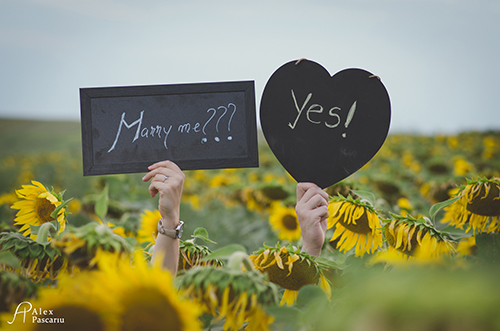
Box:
<box><xmin>261</xmin><ymin>186</ymin><xmax>289</xmax><ymax>200</ymax></box>
<box><xmin>33</xmin><ymin>305</ymin><xmax>105</xmax><ymax>331</ymax></box>
<box><xmin>265</xmin><ymin>254</ymin><xmax>319</xmax><ymax>290</ymax></box>
<box><xmin>466</xmin><ymin>183</ymin><xmax>500</xmax><ymax>217</ymax></box>
<box><xmin>120</xmin><ymin>288</ymin><xmax>183</xmax><ymax>331</ymax></box>
<box><xmin>282</xmin><ymin>215</ymin><xmax>298</xmax><ymax>231</ymax></box>
<box><xmin>35</xmin><ymin>197</ymin><xmax>56</xmax><ymax>223</ymax></box>
<box><xmin>384</xmin><ymin>224</ymin><xmax>426</xmax><ymax>256</ymax></box>
<box><xmin>338</xmin><ymin>211</ymin><xmax>371</xmax><ymax>234</ymax></box>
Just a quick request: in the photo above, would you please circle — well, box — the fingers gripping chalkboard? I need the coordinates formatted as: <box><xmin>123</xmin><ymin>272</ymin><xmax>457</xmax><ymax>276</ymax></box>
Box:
<box><xmin>80</xmin><ymin>81</ymin><xmax>258</xmax><ymax>176</ymax></box>
<box><xmin>260</xmin><ymin>60</ymin><xmax>391</xmax><ymax>189</ymax></box>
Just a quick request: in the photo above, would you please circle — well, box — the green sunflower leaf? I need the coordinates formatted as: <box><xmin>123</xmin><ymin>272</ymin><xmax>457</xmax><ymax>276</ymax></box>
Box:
<box><xmin>351</xmin><ymin>189</ymin><xmax>376</xmax><ymax>206</ymax></box>
<box><xmin>429</xmin><ymin>196</ymin><xmax>461</xmax><ymax>222</ymax></box>
<box><xmin>437</xmin><ymin>225</ymin><xmax>468</xmax><ymax>240</ymax></box>
<box><xmin>18</xmin><ymin>247</ymin><xmax>30</xmax><ymax>260</ymax></box>
<box><xmin>0</xmin><ymin>239</ymin><xmax>16</xmax><ymax>251</ymax></box>
<box><xmin>193</xmin><ymin>268</ymin><xmax>209</xmax><ymax>288</ymax></box>
<box><xmin>50</xmin><ymin>197</ymin><xmax>73</xmax><ymax>220</ymax></box>
<box><xmin>285</xmin><ymin>243</ymin><xmax>297</xmax><ymax>254</ymax></box>
<box><xmin>87</xmin><ymin>235</ymin><xmax>97</xmax><ymax>251</ymax></box>
<box><xmin>191</xmin><ymin>227</ymin><xmax>217</xmax><ymax>244</ymax></box>
<box><xmin>198</xmin><ymin>312</ymin><xmax>214</xmax><ymax>330</ymax></box>
<box><xmin>14</xmin><ymin>239</ymin><xmax>29</xmax><ymax>251</ymax></box>
<box><xmin>217</xmin><ymin>274</ymin><xmax>232</xmax><ymax>290</ymax></box>
<box><xmin>124</xmin><ymin>236</ymin><xmax>137</xmax><ymax>249</ymax></box>
<box><xmin>0</xmin><ymin>250</ymin><xmax>22</xmax><ymax>269</ymax></box>
<box><xmin>28</xmin><ymin>243</ymin><xmax>43</xmax><ymax>257</ymax></box>
<box><xmin>109</xmin><ymin>240</ymin><xmax>121</xmax><ymax>254</ymax></box>
<box><xmin>95</xmin><ymin>183</ymin><xmax>109</xmax><ymax>220</ymax></box>
<box><xmin>315</xmin><ymin>257</ymin><xmax>346</xmax><ymax>270</ymax></box>
<box><xmin>0</xmin><ymin>233</ymin><xmax>9</xmax><ymax>243</ymax></box>
<box><xmin>43</xmin><ymin>246</ymin><xmax>56</xmax><ymax>261</ymax></box>
<box><xmin>200</xmin><ymin>244</ymin><xmax>246</xmax><ymax>262</ymax></box>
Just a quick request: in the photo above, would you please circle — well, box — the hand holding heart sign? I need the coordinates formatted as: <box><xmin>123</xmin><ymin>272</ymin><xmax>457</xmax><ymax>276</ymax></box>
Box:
<box><xmin>260</xmin><ymin>60</ymin><xmax>391</xmax><ymax>189</ymax></box>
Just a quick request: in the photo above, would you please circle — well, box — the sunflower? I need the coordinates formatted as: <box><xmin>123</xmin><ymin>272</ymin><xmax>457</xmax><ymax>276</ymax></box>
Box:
<box><xmin>51</xmin><ymin>222</ymin><xmax>133</xmax><ymax>270</ymax></box>
<box><xmin>0</xmin><ymin>269</ymin><xmax>111</xmax><ymax>330</ymax></box>
<box><xmin>441</xmin><ymin>177</ymin><xmax>500</xmax><ymax>234</ymax></box>
<box><xmin>370</xmin><ymin>246</ymin><xmax>418</xmax><ymax>266</ymax></box>
<box><xmin>1</xmin><ymin>290</ymin><xmax>109</xmax><ymax>331</ymax></box>
<box><xmin>456</xmin><ymin>236</ymin><xmax>477</xmax><ymax>256</ymax></box>
<box><xmin>177</xmin><ymin>251</ymin><xmax>277</xmax><ymax>331</ymax></box>
<box><xmin>239</xmin><ymin>187</ymin><xmax>269</xmax><ymax>213</ymax></box>
<box><xmin>383</xmin><ymin>214</ymin><xmax>456</xmax><ymax>259</ymax></box>
<box><xmin>453</xmin><ymin>156</ymin><xmax>474</xmax><ymax>176</ymax></box>
<box><xmin>327</xmin><ymin>195</ymin><xmax>383</xmax><ymax>257</ymax></box>
<box><xmin>2</xmin><ymin>250</ymin><xmax>203</xmax><ymax>330</ymax></box>
<box><xmin>91</xmin><ymin>251</ymin><xmax>203</xmax><ymax>331</ymax></box>
<box><xmin>250</xmin><ymin>244</ymin><xmax>331</xmax><ymax>306</ymax></box>
<box><xmin>178</xmin><ymin>239</ymin><xmax>223</xmax><ymax>273</ymax></box>
<box><xmin>0</xmin><ymin>232</ymin><xmax>70</xmax><ymax>282</ymax></box>
<box><xmin>0</xmin><ymin>192</ymin><xmax>17</xmax><ymax>206</ymax></box>
<box><xmin>397</xmin><ymin>197</ymin><xmax>413</xmax><ymax>217</ymax></box>
<box><xmin>184</xmin><ymin>193</ymin><xmax>202</xmax><ymax>210</ymax></box>
<box><xmin>67</xmin><ymin>198</ymin><xmax>82</xmax><ymax>214</ymax></box>
<box><xmin>259</xmin><ymin>182</ymin><xmax>290</xmax><ymax>201</ymax></box>
<box><xmin>1</xmin><ymin>250</ymin><xmax>199</xmax><ymax>330</ymax></box>
<box><xmin>268</xmin><ymin>202</ymin><xmax>301</xmax><ymax>242</ymax></box>
<box><xmin>11</xmin><ymin>181</ymin><xmax>68</xmax><ymax>239</ymax></box>
<box><xmin>137</xmin><ymin>209</ymin><xmax>161</xmax><ymax>244</ymax></box>
<box><xmin>0</xmin><ymin>270</ymin><xmax>38</xmax><ymax>313</ymax></box>
<box><xmin>420</xmin><ymin>180</ymin><xmax>457</xmax><ymax>204</ymax></box>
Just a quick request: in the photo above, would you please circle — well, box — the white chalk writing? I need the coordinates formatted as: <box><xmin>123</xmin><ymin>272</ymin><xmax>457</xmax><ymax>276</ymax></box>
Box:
<box><xmin>289</xmin><ymin>89</ymin><xmax>357</xmax><ymax>138</ymax></box>
<box><xmin>106</xmin><ymin>102</ymin><xmax>238</xmax><ymax>152</ymax></box>
<box><xmin>108</xmin><ymin>111</ymin><xmax>172</xmax><ymax>152</ymax></box>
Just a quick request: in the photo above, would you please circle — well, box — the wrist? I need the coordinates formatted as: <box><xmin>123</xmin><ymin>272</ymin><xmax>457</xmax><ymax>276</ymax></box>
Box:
<box><xmin>301</xmin><ymin>242</ymin><xmax>321</xmax><ymax>257</ymax></box>
<box><xmin>159</xmin><ymin>213</ymin><xmax>179</xmax><ymax>228</ymax></box>
<box><xmin>158</xmin><ymin>219</ymin><xmax>184</xmax><ymax>239</ymax></box>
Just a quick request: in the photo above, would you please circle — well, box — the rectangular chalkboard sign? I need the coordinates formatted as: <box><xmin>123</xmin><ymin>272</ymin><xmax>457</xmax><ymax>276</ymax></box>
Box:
<box><xmin>80</xmin><ymin>81</ymin><xmax>258</xmax><ymax>176</ymax></box>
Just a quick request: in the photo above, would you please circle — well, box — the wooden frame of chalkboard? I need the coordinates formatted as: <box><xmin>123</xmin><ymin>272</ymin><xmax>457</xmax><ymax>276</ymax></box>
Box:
<box><xmin>80</xmin><ymin>80</ymin><xmax>258</xmax><ymax>176</ymax></box>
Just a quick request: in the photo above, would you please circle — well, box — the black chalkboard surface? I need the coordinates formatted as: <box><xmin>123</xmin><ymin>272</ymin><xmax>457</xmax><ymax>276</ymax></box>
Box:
<box><xmin>260</xmin><ymin>60</ymin><xmax>391</xmax><ymax>189</ymax></box>
<box><xmin>80</xmin><ymin>81</ymin><xmax>258</xmax><ymax>176</ymax></box>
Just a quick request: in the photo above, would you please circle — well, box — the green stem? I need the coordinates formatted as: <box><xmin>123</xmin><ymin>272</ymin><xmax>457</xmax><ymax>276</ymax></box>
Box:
<box><xmin>226</xmin><ymin>251</ymin><xmax>254</xmax><ymax>271</ymax></box>
<box><xmin>36</xmin><ymin>222</ymin><xmax>57</xmax><ymax>243</ymax></box>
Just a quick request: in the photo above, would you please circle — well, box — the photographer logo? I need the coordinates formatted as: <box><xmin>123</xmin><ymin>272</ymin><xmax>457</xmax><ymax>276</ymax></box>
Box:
<box><xmin>7</xmin><ymin>301</ymin><xmax>64</xmax><ymax>325</ymax></box>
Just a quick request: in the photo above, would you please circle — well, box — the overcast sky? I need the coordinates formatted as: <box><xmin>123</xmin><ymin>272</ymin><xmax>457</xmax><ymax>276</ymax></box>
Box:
<box><xmin>1</xmin><ymin>0</ymin><xmax>499</xmax><ymax>134</ymax></box>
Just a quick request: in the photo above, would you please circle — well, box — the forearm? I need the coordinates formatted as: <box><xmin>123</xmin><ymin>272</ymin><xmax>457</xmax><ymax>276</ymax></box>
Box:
<box><xmin>152</xmin><ymin>233</ymin><xmax>179</xmax><ymax>275</ymax></box>
<box><xmin>301</xmin><ymin>240</ymin><xmax>322</xmax><ymax>257</ymax></box>
<box><xmin>142</xmin><ymin>160</ymin><xmax>185</xmax><ymax>276</ymax></box>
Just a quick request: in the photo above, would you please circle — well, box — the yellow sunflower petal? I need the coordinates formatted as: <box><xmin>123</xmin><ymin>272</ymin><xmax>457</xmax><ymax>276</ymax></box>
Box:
<box><xmin>280</xmin><ymin>289</ymin><xmax>299</xmax><ymax>306</ymax></box>
<box><xmin>274</xmin><ymin>251</ymin><xmax>284</xmax><ymax>270</ymax></box>
<box><xmin>286</xmin><ymin>254</ymin><xmax>300</xmax><ymax>276</ymax></box>
<box><xmin>319</xmin><ymin>274</ymin><xmax>332</xmax><ymax>300</ymax></box>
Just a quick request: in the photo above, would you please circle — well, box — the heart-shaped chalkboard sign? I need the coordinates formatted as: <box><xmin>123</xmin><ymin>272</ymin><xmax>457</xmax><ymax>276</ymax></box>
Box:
<box><xmin>260</xmin><ymin>59</ymin><xmax>391</xmax><ymax>189</ymax></box>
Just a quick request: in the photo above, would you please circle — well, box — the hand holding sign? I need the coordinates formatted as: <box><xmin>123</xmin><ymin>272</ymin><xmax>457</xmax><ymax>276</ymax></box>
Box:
<box><xmin>259</xmin><ymin>60</ymin><xmax>391</xmax><ymax>189</ymax></box>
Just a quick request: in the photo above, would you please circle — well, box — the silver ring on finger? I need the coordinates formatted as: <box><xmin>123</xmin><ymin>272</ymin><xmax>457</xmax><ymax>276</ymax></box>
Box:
<box><xmin>162</xmin><ymin>175</ymin><xmax>169</xmax><ymax>182</ymax></box>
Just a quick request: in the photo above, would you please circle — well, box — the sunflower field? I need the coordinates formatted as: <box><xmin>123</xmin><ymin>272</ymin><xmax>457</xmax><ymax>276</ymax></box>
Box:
<box><xmin>1</xmin><ymin>119</ymin><xmax>500</xmax><ymax>330</ymax></box>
